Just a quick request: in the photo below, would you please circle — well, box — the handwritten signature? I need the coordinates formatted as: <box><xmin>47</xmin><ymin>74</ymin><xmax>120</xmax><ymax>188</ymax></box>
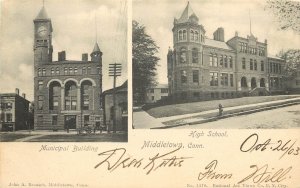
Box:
<box><xmin>240</xmin><ymin>133</ymin><xmax>299</xmax><ymax>159</ymax></box>
<box><xmin>94</xmin><ymin>147</ymin><xmax>192</xmax><ymax>175</ymax></box>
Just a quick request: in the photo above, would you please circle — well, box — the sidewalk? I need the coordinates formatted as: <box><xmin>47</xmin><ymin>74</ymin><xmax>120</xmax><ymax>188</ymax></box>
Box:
<box><xmin>133</xmin><ymin>96</ymin><xmax>300</xmax><ymax>129</ymax></box>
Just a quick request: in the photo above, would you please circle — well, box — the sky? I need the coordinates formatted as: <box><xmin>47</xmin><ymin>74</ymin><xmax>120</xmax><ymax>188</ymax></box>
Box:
<box><xmin>0</xmin><ymin>0</ymin><xmax>128</xmax><ymax>101</ymax></box>
<box><xmin>133</xmin><ymin>0</ymin><xmax>300</xmax><ymax>85</ymax></box>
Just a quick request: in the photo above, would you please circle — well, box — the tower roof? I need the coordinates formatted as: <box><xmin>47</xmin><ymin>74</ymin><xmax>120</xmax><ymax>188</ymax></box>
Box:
<box><xmin>35</xmin><ymin>6</ymin><xmax>49</xmax><ymax>20</ymax></box>
<box><xmin>92</xmin><ymin>42</ymin><xmax>101</xmax><ymax>53</ymax></box>
<box><xmin>177</xmin><ymin>2</ymin><xmax>198</xmax><ymax>23</ymax></box>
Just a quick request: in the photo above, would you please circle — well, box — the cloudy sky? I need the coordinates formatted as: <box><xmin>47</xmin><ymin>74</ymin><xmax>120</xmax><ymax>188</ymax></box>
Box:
<box><xmin>133</xmin><ymin>0</ymin><xmax>300</xmax><ymax>85</ymax></box>
<box><xmin>0</xmin><ymin>0</ymin><xmax>127</xmax><ymax>101</ymax></box>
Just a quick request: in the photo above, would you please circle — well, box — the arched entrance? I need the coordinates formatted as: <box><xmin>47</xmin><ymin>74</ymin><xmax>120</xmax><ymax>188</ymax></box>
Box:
<box><xmin>251</xmin><ymin>78</ymin><xmax>257</xmax><ymax>89</ymax></box>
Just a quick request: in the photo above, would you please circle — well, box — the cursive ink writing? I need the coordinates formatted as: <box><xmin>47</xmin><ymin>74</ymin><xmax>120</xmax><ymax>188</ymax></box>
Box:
<box><xmin>94</xmin><ymin>147</ymin><xmax>192</xmax><ymax>175</ymax></box>
<box><xmin>238</xmin><ymin>164</ymin><xmax>292</xmax><ymax>184</ymax></box>
<box><xmin>240</xmin><ymin>133</ymin><xmax>299</xmax><ymax>159</ymax></box>
<box><xmin>198</xmin><ymin>160</ymin><xmax>232</xmax><ymax>181</ymax></box>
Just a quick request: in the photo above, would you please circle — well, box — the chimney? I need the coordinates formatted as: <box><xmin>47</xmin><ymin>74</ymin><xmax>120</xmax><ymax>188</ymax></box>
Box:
<box><xmin>213</xmin><ymin>27</ymin><xmax>224</xmax><ymax>42</ymax></box>
<box><xmin>58</xmin><ymin>51</ymin><xmax>66</xmax><ymax>61</ymax></box>
<box><xmin>22</xmin><ymin>93</ymin><xmax>26</xmax><ymax>99</ymax></box>
<box><xmin>235</xmin><ymin>31</ymin><xmax>239</xmax><ymax>37</ymax></box>
<box><xmin>15</xmin><ymin>88</ymin><xmax>19</xmax><ymax>95</ymax></box>
<box><xmin>82</xmin><ymin>53</ymin><xmax>88</xmax><ymax>61</ymax></box>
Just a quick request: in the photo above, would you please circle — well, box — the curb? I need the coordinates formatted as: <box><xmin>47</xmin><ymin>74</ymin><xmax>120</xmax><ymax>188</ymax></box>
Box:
<box><xmin>151</xmin><ymin>101</ymin><xmax>300</xmax><ymax>129</ymax></box>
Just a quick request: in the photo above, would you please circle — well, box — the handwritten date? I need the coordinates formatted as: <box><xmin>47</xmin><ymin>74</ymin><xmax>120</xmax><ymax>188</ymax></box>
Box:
<box><xmin>240</xmin><ymin>133</ymin><xmax>299</xmax><ymax>159</ymax></box>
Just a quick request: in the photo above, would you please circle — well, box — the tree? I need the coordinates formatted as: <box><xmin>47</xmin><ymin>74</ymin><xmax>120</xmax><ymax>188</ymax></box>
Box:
<box><xmin>132</xmin><ymin>20</ymin><xmax>160</xmax><ymax>104</ymax></box>
<box><xmin>277</xmin><ymin>49</ymin><xmax>300</xmax><ymax>78</ymax></box>
<box><xmin>265</xmin><ymin>0</ymin><xmax>300</xmax><ymax>34</ymax></box>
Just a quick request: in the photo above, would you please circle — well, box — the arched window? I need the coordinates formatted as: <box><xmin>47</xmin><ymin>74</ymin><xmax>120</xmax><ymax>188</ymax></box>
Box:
<box><xmin>192</xmin><ymin>48</ymin><xmax>198</xmax><ymax>63</ymax></box>
<box><xmin>81</xmin><ymin>80</ymin><xmax>92</xmax><ymax>110</ymax></box>
<box><xmin>65</xmin><ymin>81</ymin><xmax>77</xmax><ymax>110</ymax></box>
<box><xmin>49</xmin><ymin>81</ymin><xmax>61</xmax><ymax>110</ymax></box>
<box><xmin>183</xmin><ymin>30</ymin><xmax>187</xmax><ymax>40</ymax></box>
<box><xmin>179</xmin><ymin>30</ymin><xmax>183</xmax><ymax>41</ymax></box>
<box><xmin>251</xmin><ymin>77</ymin><xmax>257</xmax><ymax>89</ymax></box>
<box><xmin>180</xmin><ymin>48</ymin><xmax>187</xmax><ymax>63</ymax></box>
<box><xmin>56</xmin><ymin>67</ymin><xmax>60</xmax><ymax>75</ymax></box>
<box><xmin>51</xmin><ymin>68</ymin><xmax>55</xmax><ymax>75</ymax></box>
<box><xmin>190</xmin><ymin>30</ymin><xmax>194</xmax><ymax>41</ymax></box>
<box><xmin>82</xmin><ymin>67</ymin><xmax>86</xmax><ymax>74</ymax></box>
<box><xmin>241</xmin><ymin>77</ymin><xmax>247</xmax><ymax>88</ymax></box>
<box><xmin>38</xmin><ymin>68</ymin><xmax>42</xmax><ymax>76</ymax></box>
<box><xmin>195</xmin><ymin>31</ymin><xmax>199</xmax><ymax>41</ymax></box>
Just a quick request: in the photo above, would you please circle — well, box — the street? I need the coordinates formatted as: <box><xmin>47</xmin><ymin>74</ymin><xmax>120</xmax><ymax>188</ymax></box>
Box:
<box><xmin>173</xmin><ymin>104</ymin><xmax>300</xmax><ymax>129</ymax></box>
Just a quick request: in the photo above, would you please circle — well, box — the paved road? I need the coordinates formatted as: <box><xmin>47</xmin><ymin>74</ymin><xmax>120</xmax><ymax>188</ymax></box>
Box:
<box><xmin>173</xmin><ymin>104</ymin><xmax>300</xmax><ymax>129</ymax></box>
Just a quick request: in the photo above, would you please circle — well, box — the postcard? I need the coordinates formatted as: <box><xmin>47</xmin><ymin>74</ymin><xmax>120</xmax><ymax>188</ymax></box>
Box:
<box><xmin>0</xmin><ymin>0</ymin><xmax>299</xmax><ymax>187</ymax></box>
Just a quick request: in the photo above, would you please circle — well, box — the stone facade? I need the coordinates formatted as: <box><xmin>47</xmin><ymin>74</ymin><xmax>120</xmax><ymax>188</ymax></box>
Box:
<box><xmin>167</xmin><ymin>2</ymin><xmax>286</xmax><ymax>101</ymax></box>
<box><xmin>0</xmin><ymin>89</ymin><xmax>30</xmax><ymax>131</ymax></box>
<box><xmin>33</xmin><ymin>6</ymin><xmax>103</xmax><ymax>130</ymax></box>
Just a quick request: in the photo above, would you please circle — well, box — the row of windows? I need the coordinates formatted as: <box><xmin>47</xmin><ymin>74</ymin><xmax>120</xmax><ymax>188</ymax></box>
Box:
<box><xmin>178</xmin><ymin>29</ymin><xmax>204</xmax><ymax>42</ymax></box>
<box><xmin>209</xmin><ymin>54</ymin><xmax>233</xmax><ymax>68</ymax></box>
<box><xmin>179</xmin><ymin>48</ymin><xmax>200</xmax><ymax>64</ymax></box>
<box><xmin>178</xmin><ymin>92</ymin><xmax>236</xmax><ymax>100</ymax></box>
<box><xmin>0</xmin><ymin>113</ymin><xmax>12</xmax><ymax>122</ymax></box>
<box><xmin>180</xmin><ymin>70</ymin><xmax>201</xmax><ymax>84</ymax></box>
<box><xmin>148</xmin><ymin>88</ymin><xmax>169</xmax><ymax>94</ymax></box>
<box><xmin>0</xmin><ymin>102</ymin><xmax>12</xmax><ymax>109</ymax></box>
<box><xmin>242</xmin><ymin>58</ymin><xmax>265</xmax><ymax>71</ymax></box>
<box><xmin>37</xmin><ymin>115</ymin><xmax>91</xmax><ymax>126</ymax></box>
<box><xmin>38</xmin><ymin>66</ymin><xmax>101</xmax><ymax>77</ymax></box>
<box><xmin>239</xmin><ymin>42</ymin><xmax>265</xmax><ymax>56</ymax></box>
<box><xmin>269</xmin><ymin>62</ymin><xmax>282</xmax><ymax>74</ymax></box>
<box><xmin>210</xmin><ymin>72</ymin><xmax>234</xmax><ymax>87</ymax></box>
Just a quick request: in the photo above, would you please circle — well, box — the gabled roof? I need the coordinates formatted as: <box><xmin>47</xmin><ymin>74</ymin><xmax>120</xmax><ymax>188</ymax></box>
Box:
<box><xmin>177</xmin><ymin>2</ymin><xmax>198</xmax><ymax>23</ymax></box>
<box><xmin>92</xmin><ymin>42</ymin><xmax>101</xmax><ymax>53</ymax></box>
<box><xmin>35</xmin><ymin>6</ymin><xmax>49</xmax><ymax>20</ymax></box>
<box><xmin>102</xmin><ymin>81</ymin><xmax>128</xmax><ymax>95</ymax></box>
<box><xmin>204</xmin><ymin>38</ymin><xmax>234</xmax><ymax>51</ymax></box>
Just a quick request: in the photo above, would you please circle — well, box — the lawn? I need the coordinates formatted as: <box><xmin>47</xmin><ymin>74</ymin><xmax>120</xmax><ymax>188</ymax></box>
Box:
<box><xmin>28</xmin><ymin>133</ymin><xmax>128</xmax><ymax>142</ymax></box>
<box><xmin>146</xmin><ymin>95</ymin><xmax>299</xmax><ymax>118</ymax></box>
<box><xmin>0</xmin><ymin>133</ymin><xmax>36</xmax><ymax>142</ymax></box>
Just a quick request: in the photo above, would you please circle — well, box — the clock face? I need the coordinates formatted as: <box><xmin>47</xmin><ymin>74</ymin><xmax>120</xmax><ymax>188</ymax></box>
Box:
<box><xmin>37</xmin><ymin>26</ymin><xmax>48</xmax><ymax>37</ymax></box>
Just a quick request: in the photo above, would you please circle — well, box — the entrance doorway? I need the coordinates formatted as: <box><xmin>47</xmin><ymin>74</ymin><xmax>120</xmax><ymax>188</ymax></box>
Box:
<box><xmin>64</xmin><ymin>115</ymin><xmax>76</xmax><ymax>130</ymax></box>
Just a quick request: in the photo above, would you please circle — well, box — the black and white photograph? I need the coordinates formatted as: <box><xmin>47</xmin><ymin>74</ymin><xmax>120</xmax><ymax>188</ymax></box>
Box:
<box><xmin>0</xmin><ymin>0</ymin><xmax>128</xmax><ymax>142</ymax></box>
<box><xmin>133</xmin><ymin>0</ymin><xmax>300</xmax><ymax>129</ymax></box>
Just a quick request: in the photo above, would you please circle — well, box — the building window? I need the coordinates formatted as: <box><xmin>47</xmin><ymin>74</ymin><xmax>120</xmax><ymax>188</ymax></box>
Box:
<box><xmin>38</xmin><ymin>68</ymin><xmax>42</xmax><ymax>76</ymax></box>
<box><xmin>180</xmin><ymin>48</ymin><xmax>187</xmax><ymax>63</ymax></box>
<box><xmin>195</xmin><ymin>31</ymin><xmax>199</xmax><ymax>41</ymax></box>
<box><xmin>224</xmin><ymin>55</ymin><xmax>228</xmax><ymax>68</ymax></box>
<box><xmin>183</xmin><ymin>30</ymin><xmax>187</xmax><ymax>40</ymax></box>
<box><xmin>74</xmin><ymin>67</ymin><xmax>78</xmax><ymax>74</ymax></box>
<box><xmin>250</xmin><ymin>59</ymin><xmax>253</xmax><ymax>70</ymax></box>
<box><xmin>82</xmin><ymin>67</ymin><xmax>86</xmax><ymax>74</ymax></box>
<box><xmin>192</xmin><ymin>48</ymin><xmax>198</xmax><ymax>63</ymax></box>
<box><xmin>242</xmin><ymin>58</ymin><xmax>246</xmax><ymax>69</ymax></box>
<box><xmin>51</xmin><ymin>68</ymin><xmax>55</xmax><ymax>75</ymax></box>
<box><xmin>221</xmin><ymin>73</ymin><xmax>228</xmax><ymax>86</ymax></box>
<box><xmin>56</xmin><ymin>67</ymin><xmax>60</xmax><ymax>75</ymax></box>
<box><xmin>219</xmin><ymin>55</ymin><xmax>223</xmax><ymax>67</ymax></box>
<box><xmin>261</xmin><ymin>61</ymin><xmax>264</xmax><ymax>71</ymax></box>
<box><xmin>230</xmin><ymin>74</ymin><xmax>234</xmax><ymax>87</ymax></box>
<box><xmin>179</xmin><ymin>30</ymin><xmax>183</xmax><ymax>41</ymax></box>
<box><xmin>181</xmin><ymin>70</ymin><xmax>187</xmax><ymax>84</ymax></box>
<box><xmin>69</xmin><ymin>67</ymin><xmax>73</xmax><ymax>75</ymax></box>
<box><xmin>241</xmin><ymin>77</ymin><xmax>247</xmax><ymax>87</ymax></box>
<box><xmin>229</xmin><ymin>56</ymin><xmax>233</xmax><ymax>68</ymax></box>
<box><xmin>151</xmin><ymin>96</ymin><xmax>154</xmax><ymax>101</ymax></box>
<box><xmin>209</xmin><ymin>54</ymin><xmax>213</xmax><ymax>66</ymax></box>
<box><xmin>279</xmin><ymin>64</ymin><xmax>282</xmax><ymax>74</ymax></box>
<box><xmin>97</xmin><ymin>66</ymin><xmax>101</xmax><ymax>74</ymax></box>
<box><xmin>38</xmin><ymin>81</ymin><xmax>43</xmax><ymax>90</ymax></box>
<box><xmin>6</xmin><ymin>113</ymin><xmax>12</xmax><ymax>122</ymax></box>
<box><xmin>42</xmin><ymin>68</ymin><xmax>46</xmax><ymax>76</ymax></box>
<box><xmin>84</xmin><ymin>115</ymin><xmax>90</xmax><ymax>126</ymax></box>
<box><xmin>87</xmin><ymin>67</ymin><xmax>91</xmax><ymax>74</ymax></box>
<box><xmin>213</xmin><ymin>54</ymin><xmax>218</xmax><ymax>67</ymax></box>
<box><xmin>190</xmin><ymin>30</ymin><xmax>194</xmax><ymax>41</ymax></box>
<box><xmin>65</xmin><ymin>81</ymin><xmax>77</xmax><ymax>110</ymax></box>
<box><xmin>38</xmin><ymin>95</ymin><xmax>43</xmax><ymax>110</ymax></box>
<box><xmin>210</xmin><ymin>72</ymin><xmax>218</xmax><ymax>86</ymax></box>
<box><xmin>64</xmin><ymin>67</ymin><xmax>68</xmax><ymax>75</ymax></box>
<box><xmin>81</xmin><ymin>80</ymin><xmax>92</xmax><ymax>110</ymax></box>
<box><xmin>161</xmin><ymin>88</ymin><xmax>168</xmax><ymax>93</ymax></box>
<box><xmin>193</xmin><ymin>70</ymin><xmax>199</xmax><ymax>83</ymax></box>
<box><xmin>270</xmin><ymin>62</ymin><xmax>273</xmax><ymax>73</ymax></box>
<box><xmin>254</xmin><ymin>60</ymin><xmax>257</xmax><ymax>71</ymax></box>
<box><xmin>52</xmin><ymin>115</ymin><xmax>58</xmax><ymax>125</ymax></box>
<box><xmin>49</xmin><ymin>81</ymin><xmax>61</xmax><ymax>110</ymax></box>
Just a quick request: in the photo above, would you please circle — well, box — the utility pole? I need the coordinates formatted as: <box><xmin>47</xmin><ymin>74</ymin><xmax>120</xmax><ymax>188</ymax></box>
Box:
<box><xmin>109</xmin><ymin>63</ymin><xmax>121</xmax><ymax>133</ymax></box>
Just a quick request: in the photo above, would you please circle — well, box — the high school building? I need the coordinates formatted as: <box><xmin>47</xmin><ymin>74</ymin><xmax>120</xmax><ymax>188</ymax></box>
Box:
<box><xmin>33</xmin><ymin>6</ymin><xmax>103</xmax><ymax>130</ymax></box>
<box><xmin>167</xmin><ymin>2</ymin><xmax>286</xmax><ymax>101</ymax></box>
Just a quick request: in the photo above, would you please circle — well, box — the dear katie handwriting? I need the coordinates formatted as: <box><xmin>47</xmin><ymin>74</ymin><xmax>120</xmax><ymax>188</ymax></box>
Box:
<box><xmin>94</xmin><ymin>147</ymin><xmax>192</xmax><ymax>175</ymax></box>
<box><xmin>240</xmin><ymin>133</ymin><xmax>299</xmax><ymax>159</ymax></box>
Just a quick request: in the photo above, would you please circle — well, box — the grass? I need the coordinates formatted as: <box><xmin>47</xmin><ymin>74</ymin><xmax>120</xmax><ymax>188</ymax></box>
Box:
<box><xmin>0</xmin><ymin>133</ymin><xmax>37</xmax><ymax>142</ymax></box>
<box><xmin>28</xmin><ymin>133</ymin><xmax>128</xmax><ymax>142</ymax></box>
<box><xmin>146</xmin><ymin>95</ymin><xmax>299</xmax><ymax>118</ymax></box>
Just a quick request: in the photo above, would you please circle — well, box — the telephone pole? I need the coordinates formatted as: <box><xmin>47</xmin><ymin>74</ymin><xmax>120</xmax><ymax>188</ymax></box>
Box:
<box><xmin>109</xmin><ymin>63</ymin><xmax>121</xmax><ymax>133</ymax></box>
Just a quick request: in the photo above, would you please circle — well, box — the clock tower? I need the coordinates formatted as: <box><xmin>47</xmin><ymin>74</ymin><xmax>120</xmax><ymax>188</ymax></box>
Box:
<box><xmin>33</xmin><ymin>6</ymin><xmax>53</xmax><ymax>65</ymax></box>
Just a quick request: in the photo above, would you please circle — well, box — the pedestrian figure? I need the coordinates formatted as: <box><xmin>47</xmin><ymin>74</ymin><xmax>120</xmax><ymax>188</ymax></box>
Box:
<box><xmin>218</xmin><ymin>104</ymin><xmax>223</xmax><ymax>116</ymax></box>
